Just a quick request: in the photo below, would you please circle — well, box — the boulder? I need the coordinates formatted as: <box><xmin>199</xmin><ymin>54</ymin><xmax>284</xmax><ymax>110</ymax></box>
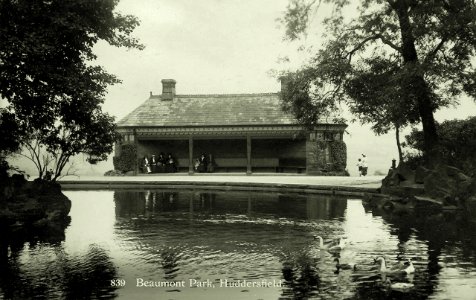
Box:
<box><xmin>423</xmin><ymin>165</ymin><xmax>472</xmax><ymax>206</ymax></box>
<box><xmin>382</xmin><ymin>163</ymin><xmax>416</xmax><ymax>188</ymax></box>
<box><xmin>465</xmin><ymin>196</ymin><xmax>476</xmax><ymax>221</ymax></box>
<box><xmin>415</xmin><ymin>166</ymin><xmax>430</xmax><ymax>184</ymax></box>
<box><xmin>0</xmin><ymin>179</ymin><xmax>71</xmax><ymax>228</ymax></box>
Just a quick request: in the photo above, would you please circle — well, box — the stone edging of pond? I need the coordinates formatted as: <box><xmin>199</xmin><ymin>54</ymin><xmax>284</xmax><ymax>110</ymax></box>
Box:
<box><xmin>59</xmin><ymin>180</ymin><xmax>381</xmax><ymax>197</ymax></box>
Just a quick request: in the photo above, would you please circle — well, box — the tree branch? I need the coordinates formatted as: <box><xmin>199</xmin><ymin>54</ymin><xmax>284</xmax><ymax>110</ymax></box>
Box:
<box><xmin>377</xmin><ymin>33</ymin><xmax>402</xmax><ymax>53</ymax></box>
<box><xmin>386</xmin><ymin>0</ymin><xmax>397</xmax><ymax>9</ymax></box>
<box><xmin>347</xmin><ymin>33</ymin><xmax>401</xmax><ymax>61</ymax></box>
<box><xmin>424</xmin><ymin>37</ymin><xmax>447</xmax><ymax>65</ymax></box>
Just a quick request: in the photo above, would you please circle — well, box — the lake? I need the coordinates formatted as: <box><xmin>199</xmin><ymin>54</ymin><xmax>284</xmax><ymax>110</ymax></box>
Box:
<box><xmin>1</xmin><ymin>189</ymin><xmax>476</xmax><ymax>299</ymax></box>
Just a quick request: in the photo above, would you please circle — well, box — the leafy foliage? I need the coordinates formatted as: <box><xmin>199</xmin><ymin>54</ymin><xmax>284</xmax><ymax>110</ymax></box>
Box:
<box><xmin>0</xmin><ymin>0</ymin><xmax>143</xmax><ymax>179</ymax></box>
<box><xmin>113</xmin><ymin>144</ymin><xmax>137</xmax><ymax>173</ymax></box>
<box><xmin>0</xmin><ymin>109</ymin><xmax>22</xmax><ymax>155</ymax></box>
<box><xmin>279</xmin><ymin>0</ymin><xmax>476</xmax><ymax>165</ymax></box>
<box><xmin>330</xmin><ymin>140</ymin><xmax>347</xmax><ymax>172</ymax></box>
<box><xmin>404</xmin><ymin>117</ymin><xmax>476</xmax><ymax>176</ymax></box>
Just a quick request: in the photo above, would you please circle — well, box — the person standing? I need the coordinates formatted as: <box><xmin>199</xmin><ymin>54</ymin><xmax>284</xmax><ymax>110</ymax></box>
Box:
<box><xmin>356</xmin><ymin>158</ymin><xmax>363</xmax><ymax>176</ymax></box>
<box><xmin>361</xmin><ymin>154</ymin><xmax>368</xmax><ymax>176</ymax></box>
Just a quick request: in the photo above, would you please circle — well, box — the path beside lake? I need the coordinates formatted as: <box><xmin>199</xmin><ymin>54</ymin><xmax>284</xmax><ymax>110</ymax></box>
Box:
<box><xmin>58</xmin><ymin>174</ymin><xmax>385</xmax><ymax>196</ymax></box>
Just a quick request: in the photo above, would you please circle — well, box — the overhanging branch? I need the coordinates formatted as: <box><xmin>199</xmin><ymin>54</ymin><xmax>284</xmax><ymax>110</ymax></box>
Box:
<box><xmin>347</xmin><ymin>33</ymin><xmax>401</xmax><ymax>61</ymax></box>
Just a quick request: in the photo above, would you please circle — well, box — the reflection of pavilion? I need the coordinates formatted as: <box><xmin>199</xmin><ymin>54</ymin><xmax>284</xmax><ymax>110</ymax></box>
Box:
<box><xmin>112</xmin><ymin>190</ymin><xmax>349</xmax><ymax>299</ymax></box>
<box><xmin>113</xmin><ymin>190</ymin><xmax>347</xmax><ymax>221</ymax></box>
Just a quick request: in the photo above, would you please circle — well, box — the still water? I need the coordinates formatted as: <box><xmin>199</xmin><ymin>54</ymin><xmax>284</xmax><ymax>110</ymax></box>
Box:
<box><xmin>1</xmin><ymin>189</ymin><xmax>476</xmax><ymax>299</ymax></box>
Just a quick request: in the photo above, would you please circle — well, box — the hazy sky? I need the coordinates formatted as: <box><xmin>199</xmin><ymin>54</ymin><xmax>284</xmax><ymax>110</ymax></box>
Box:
<box><xmin>16</xmin><ymin>0</ymin><xmax>476</xmax><ymax>176</ymax></box>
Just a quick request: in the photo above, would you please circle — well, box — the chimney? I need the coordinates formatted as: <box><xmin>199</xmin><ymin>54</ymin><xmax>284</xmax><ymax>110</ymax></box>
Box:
<box><xmin>279</xmin><ymin>75</ymin><xmax>290</xmax><ymax>94</ymax></box>
<box><xmin>161</xmin><ymin>79</ymin><xmax>176</xmax><ymax>100</ymax></box>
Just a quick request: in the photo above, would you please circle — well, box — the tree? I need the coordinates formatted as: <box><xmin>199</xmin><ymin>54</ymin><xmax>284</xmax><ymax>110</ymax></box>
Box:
<box><xmin>280</xmin><ymin>0</ymin><xmax>476</xmax><ymax>166</ymax></box>
<box><xmin>0</xmin><ymin>109</ymin><xmax>23</xmax><ymax>179</ymax></box>
<box><xmin>404</xmin><ymin>116</ymin><xmax>476</xmax><ymax>175</ymax></box>
<box><xmin>0</xmin><ymin>0</ymin><xmax>143</xmax><ymax>179</ymax></box>
<box><xmin>18</xmin><ymin>110</ymin><xmax>118</xmax><ymax>181</ymax></box>
<box><xmin>344</xmin><ymin>56</ymin><xmax>420</xmax><ymax>162</ymax></box>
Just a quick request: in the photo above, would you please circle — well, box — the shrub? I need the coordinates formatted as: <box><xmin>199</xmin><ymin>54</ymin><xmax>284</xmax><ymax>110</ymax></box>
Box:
<box><xmin>330</xmin><ymin>140</ymin><xmax>347</xmax><ymax>172</ymax></box>
<box><xmin>113</xmin><ymin>144</ymin><xmax>137</xmax><ymax>173</ymax></box>
<box><xmin>404</xmin><ymin>116</ymin><xmax>476</xmax><ymax>175</ymax></box>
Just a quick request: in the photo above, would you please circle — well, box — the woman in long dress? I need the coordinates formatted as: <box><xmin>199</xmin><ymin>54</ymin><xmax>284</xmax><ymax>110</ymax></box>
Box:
<box><xmin>143</xmin><ymin>156</ymin><xmax>152</xmax><ymax>174</ymax></box>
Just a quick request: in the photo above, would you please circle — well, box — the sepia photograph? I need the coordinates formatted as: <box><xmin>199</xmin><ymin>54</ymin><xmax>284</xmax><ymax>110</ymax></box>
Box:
<box><xmin>1</xmin><ymin>0</ymin><xmax>476</xmax><ymax>299</ymax></box>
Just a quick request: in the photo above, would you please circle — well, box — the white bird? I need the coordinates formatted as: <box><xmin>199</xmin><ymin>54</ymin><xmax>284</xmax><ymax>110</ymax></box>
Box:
<box><xmin>374</xmin><ymin>256</ymin><xmax>415</xmax><ymax>275</ymax></box>
<box><xmin>314</xmin><ymin>236</ymin><xmax>345</xmax><ymax>252</ymax></box>
<box><xmin>385</xmin><ymin>278</ymin><xmax>414</xmax><ymax>292</ymax></box>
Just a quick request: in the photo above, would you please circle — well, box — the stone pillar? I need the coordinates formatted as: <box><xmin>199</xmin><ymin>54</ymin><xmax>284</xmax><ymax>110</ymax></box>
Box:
<box><xmin>306</xmin><ymin>131</ymin><xmax>327</xmax><ymax>175</ymax></box>
<box><xmin>188</xmin><ymin>137</ymin><xmax>194</xmax><ymax>175</ymax></box>
<box><xmin>114</xmin><ymin>140</ymin><xmax>122</xmax><ymax>157</ymax></box>
<box><xmin>133</xmin><ymin>129</ymin><xmax>139</xmax><ymax>175</ymax></box>
<box><xmin>306</xmin><ymin>139</ymin><xmax>317</xmax><ymax>174</ymax></box>
<box><xmin>246</xmin><ymin>135</ymin><xmax>252</xmax><ymax>175</ymax></box>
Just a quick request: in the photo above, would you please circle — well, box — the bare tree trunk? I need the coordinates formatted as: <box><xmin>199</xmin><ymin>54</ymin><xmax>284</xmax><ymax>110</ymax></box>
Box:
<box><xmin>394</xmin><ymin>0</ymin><xmax>440</xmax><ymax>167</ymax></box>
<box><xmin>395</xmin><ymin>125</ymin><xmax>403</xmax><ymax>163</ymax></box>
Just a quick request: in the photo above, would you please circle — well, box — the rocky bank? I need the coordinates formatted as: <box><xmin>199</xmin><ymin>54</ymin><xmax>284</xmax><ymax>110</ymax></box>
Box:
<box><xmin>0</xmin><ymin>175</ymin><xmax>71</xmax><ymax>235</ymax></box>
<box><xmin>371</xmin><ymin>163</ymin><xmax>476</xmax><ymax>220</ymax></box>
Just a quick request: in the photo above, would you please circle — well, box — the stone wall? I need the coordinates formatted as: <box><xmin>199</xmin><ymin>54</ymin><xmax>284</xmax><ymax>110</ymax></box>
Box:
<box><xmin>306</xmin><ymin>131</ymin><xmax>347</xmax><ymax>175</ymax></box>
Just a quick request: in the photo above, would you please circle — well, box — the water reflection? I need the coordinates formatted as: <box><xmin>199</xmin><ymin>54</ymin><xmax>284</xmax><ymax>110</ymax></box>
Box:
<box><xmin>0</xmin><ymin>220</ymin><xmax>118</xmax><ymax>299</ymax></box>
<box><xmin>114</xmin><ymin>190</ymin><xmax>347</xmax><ymax>221</ymax></box>
<box><xmin>2</xmin><ymin>189</ymin><xmax>476</xmax><ymax>299</ymax></box>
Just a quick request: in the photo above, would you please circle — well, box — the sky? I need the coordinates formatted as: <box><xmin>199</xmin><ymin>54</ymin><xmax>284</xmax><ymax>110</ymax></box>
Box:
<box><xmin>12</xmin><ymin>0</ymin><xmax>476</xmax><ymax>177</ymax></box>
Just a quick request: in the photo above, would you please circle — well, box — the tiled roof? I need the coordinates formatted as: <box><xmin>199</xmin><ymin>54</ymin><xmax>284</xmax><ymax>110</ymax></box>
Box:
<box><xmin>117</xmin><ymin>93</ymin><xmax>300</xmax><ymax>127</ymax></box>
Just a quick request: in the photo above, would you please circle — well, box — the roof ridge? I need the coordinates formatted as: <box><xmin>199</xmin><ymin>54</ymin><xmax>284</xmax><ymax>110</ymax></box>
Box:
<box><xmin>150</xmin><ymin>92</ymin><xmax>279</xmax><ymax>99</ymax></box>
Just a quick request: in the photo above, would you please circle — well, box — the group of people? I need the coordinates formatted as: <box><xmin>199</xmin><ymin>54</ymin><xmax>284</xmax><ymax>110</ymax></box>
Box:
<box><xmin>356</xmin><ymin>154</ymin><xmax>368</xmax><ymax>176</ymax></box>
<box><xmin>143</xmin><ymin>153</ymin><xmax>177</xmax><ymax>173</ymax></box>
<box><xmin>194</xmin><ymin>153</ymin><xmax>216</xmax><ymax>173</ymax></box>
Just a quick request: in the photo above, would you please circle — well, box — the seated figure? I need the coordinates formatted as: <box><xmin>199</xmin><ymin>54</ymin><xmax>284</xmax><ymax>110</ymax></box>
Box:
<box><xmin>151</xmin><ymin>155</ymin><xmax>157</xmax><ymax>173</ymax></box>
<box><xmin>194</xmin><ymin>158</ymin><xmax>200</xmax><ymax>171</ymax></box>
<box><xmin>157</xmin><ymin>152</ymin><xmax>166</xmax><ymax>173</ymax></box>
<box><xmin>143</xmin><ymin>156</ymin><xmax>152</xmax><ymax>174</ymax></box>
<box><xmin>197</xmin><ymin>153</ymin><xmax>207</xmax><ymax>173</ymax></box>
<box><xmin>165</xmin><ymin>153</ymin><xmax>177</xmax><ymax>173</ymax></box>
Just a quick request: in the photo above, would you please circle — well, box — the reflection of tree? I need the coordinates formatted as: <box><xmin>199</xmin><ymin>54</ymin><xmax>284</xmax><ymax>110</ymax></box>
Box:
<box><xmin>160</xmin><ymin>246</ymin><xmax>181</xmax><ymax>280</ymax></box>
<box><xmin>60</xmin><ymin>244</ymin><xmax>118</xmax><ymax>299</ymax></box>
<box><xmin>358</xmin><ymin>200</ymin><xmax>476</xmax><ymax>299</ymax></box>
<box><xmin>280</xmin><ymin>250</ymin><xmax>320</xmax><ymax>299</ymax></box>
<box><xmin>0</xmin><ymin>222</ymin><xmax>119</xmax><ymax>299</ymax></box>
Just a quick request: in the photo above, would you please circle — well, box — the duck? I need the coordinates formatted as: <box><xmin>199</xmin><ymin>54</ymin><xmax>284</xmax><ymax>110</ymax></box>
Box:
<box><xmin>314</xmin><ymin>235</ymin><xmax>345</xmax><ymax>252</ymax></box>
<box><xmin>334</xmin><ymin>258</ymin><xmax>357</xmax><ymax>273</ymax></box>
<box><xmin>374</xmin><ymin>256</ymin><xmax>415</xmax><ymax>275</ymax></box>
<box><xmin>402</xmin><ymin>259</ymin><xmax>415</xmax><ymax>274</ymax></box>
<box><xmin>384</xmin><ymin>278</ymin><xmax>414</xmax><ymax>292</ymax></box>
